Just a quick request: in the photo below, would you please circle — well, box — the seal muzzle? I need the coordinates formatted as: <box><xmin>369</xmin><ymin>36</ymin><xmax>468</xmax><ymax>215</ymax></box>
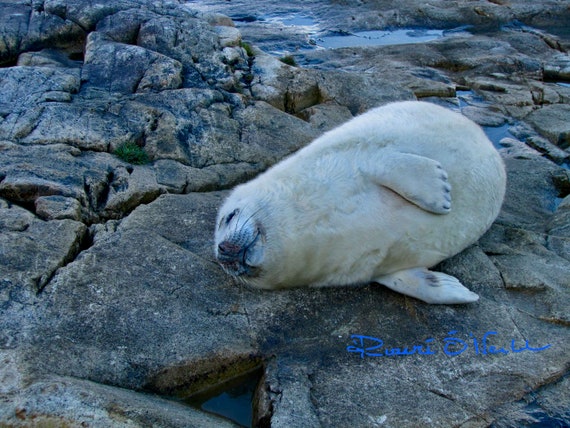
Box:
<box><xmin>216</xmin><ymin>229</ymin><xmax>263</xmax><ymax>277</ymax></box>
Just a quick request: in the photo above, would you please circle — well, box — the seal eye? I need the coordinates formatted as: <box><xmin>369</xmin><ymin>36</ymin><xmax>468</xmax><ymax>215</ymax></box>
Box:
<box><xmin>225</xmin><ymin>209</ymin><xmax>239</xmax><ymax>225</ymax></box>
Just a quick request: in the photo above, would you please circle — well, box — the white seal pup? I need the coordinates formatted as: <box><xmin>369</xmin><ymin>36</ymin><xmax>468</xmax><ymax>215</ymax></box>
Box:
<box><xmin>214</xmin><ymin>101</ymin><xmax>506</xmax><ymax>304</ymax></box>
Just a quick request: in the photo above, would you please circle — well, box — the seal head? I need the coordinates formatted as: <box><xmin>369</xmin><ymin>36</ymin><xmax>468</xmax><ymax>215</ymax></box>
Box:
<box><xmin>215</xmin><ymin>204</ymin><xmax>265</xmax><ymax>278</ymax></box>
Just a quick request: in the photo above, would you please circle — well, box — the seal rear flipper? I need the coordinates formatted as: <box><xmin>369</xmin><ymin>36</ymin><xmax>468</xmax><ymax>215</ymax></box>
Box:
<box><xmin>374</xmin><ymin>267</ymin><xmax>480</xmax><ymax>304</ymax></box>
<box><xmin>365</xmin><ymin>151</ymin><xmax>452</xmax><ymax>214</ymax></box>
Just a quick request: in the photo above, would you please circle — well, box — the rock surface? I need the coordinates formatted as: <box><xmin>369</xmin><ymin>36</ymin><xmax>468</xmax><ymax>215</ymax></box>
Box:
<box><xmin>1</xmin><ymin>0</ymin><xmax>569</xmax><ymax>427</ymax></box>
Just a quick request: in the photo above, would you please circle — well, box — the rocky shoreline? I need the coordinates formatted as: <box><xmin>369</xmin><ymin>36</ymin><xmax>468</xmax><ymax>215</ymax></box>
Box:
<box><xmin>1</xmin><ymin>0</ymin><xmax>569</xmax><ymax>426</ymax></box>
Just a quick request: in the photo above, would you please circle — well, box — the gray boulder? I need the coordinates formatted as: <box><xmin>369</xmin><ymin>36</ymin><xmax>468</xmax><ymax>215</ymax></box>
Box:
<box><xmin>0</xmin><ymin>197</ymin><xmax>86</xmax><ymax>295</ymax></box>
<box><xmin>544</xmin><ymin>53</ymin><xmax>570</xmax><ymax>81</ymax></box>
<box><xmin>0</xmin><ymin>66</ymin><xmax>80</xmax><ymax>116</ymax></box>
<box><xmin>0</xmin><ymin>1</ymin><xmax>85</xmax><ymax>65</ymax></box>
<box><xmin>525</xmin><ymin>104</ymin><xmax>570</xmax><ymax>149</ymax></box>
<box><xmin>82</xmin><ymin>32</ymin><xmax>183</xmax><ymax>95</ymax></box>
<box><xmin>0</xmin><ymin>142</ymin><xmax>166</xmax><ymax>223</ymax></box>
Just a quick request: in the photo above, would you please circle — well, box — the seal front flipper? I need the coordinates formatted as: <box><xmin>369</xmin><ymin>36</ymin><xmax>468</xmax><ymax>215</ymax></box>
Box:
<box><xmin>365</xmin><ymin>151</ymin><xmax>452</xmax><ymax>214</ymax></box>
<box><xmin>374</xmin><ymin>267</ymin><xmax>479</xmax><ymax>304</ymax></box>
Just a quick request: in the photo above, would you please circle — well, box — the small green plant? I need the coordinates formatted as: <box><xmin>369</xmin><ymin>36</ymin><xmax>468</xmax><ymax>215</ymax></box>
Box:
<box><xmin>114</xmin><ymin>142</ymin><xmax>150</xmax><ymax>165</ymax></box>
<box><xmin>279</xmin><ymin>55</ymin><xmax>297</xmax><ymax>67</ymax></box>
<box><xmin>242</xmin><ymin>73</ymin><xmax>255</xmax><ymax>85</ymax></box>
<box><xmin>240</xmin><ymin>42</ymin><xmax>255</xmax><ymax>58</ymax></box>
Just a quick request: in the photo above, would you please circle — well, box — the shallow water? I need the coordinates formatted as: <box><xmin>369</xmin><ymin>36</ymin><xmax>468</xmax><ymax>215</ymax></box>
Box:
<box><xmin>180</xmin><ymin>366</ymin><xmax>263</xmax><ymax>427</ymax></box>
<box><xmin>315</xmin><ymin>29</ymin><xmax>444</xmax><ymax>49</ymax></box>
<box><xmin>277</xmin><ymin>14</ymin><xmax>318</xmax><ymax>28</ymax></box>
<box><xmin>456</xmin><ymin>90</ymin><xmax>489</xmax><ymax>109</ymax></box>
<box><xmin>483</xmin><ymin>123</ymin><xmax>516</xmax><ymax>149</ymax></box>
<box><xmin>186</xmin><ymin>1</ymin><xmax>465</xmax><ymax>56</ymax></box>
<box><xmin>454</xmin><ymin>90</ymin><xmax>515</xmax><ymax>149</ymax></box>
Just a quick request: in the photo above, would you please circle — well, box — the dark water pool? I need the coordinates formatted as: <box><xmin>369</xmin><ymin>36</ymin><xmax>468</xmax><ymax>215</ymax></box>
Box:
<box><xmin>454</xmin><ymin>90</ymin><xmax>515</xmax><ymax>149</ymax></box>
<box><xmin>483</xmin><ymin>123</ymin><xmax>516</xmax><ymax>149</ymax></box>
<box><xmin>180</xmin><ymin>366</ymin><xmax>264</xmax><ymax>427</ymax></box>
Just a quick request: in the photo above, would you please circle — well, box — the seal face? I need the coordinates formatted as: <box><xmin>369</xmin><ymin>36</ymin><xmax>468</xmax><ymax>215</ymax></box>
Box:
<box><xmin>215</xmin><ymin>207</ymin><xmax>265</xmax><ymax>278</ymax></box>
<box><xmin>214</xmin><ymin>101</ymin><xmax>506</xmax><ymax>304</ymax></box>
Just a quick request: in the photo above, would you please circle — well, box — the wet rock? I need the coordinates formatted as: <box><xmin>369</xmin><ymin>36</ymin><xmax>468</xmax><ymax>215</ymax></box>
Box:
<box><xmin>498</xmin><ymin>137</ymin><xmax>542</xmax><ymax>159</ymax></box>
<box><xmin>28</xmin><ymin>193</ymin><xmax>256</xmax><ymax>390</ymax></box>
<box><xmin>134</xmin><ymin>9</ymin><xmax>238</xmax><ymax>90</ymax></box>
<box><xmin>264</xmin><ymin>360</ymin><xmax>321</xmax><ymax>428</ymax></box>
<box><xmin>461</xmin><ymin>105</ymin><xmax>508</xmax><ymax>127</ymax></box>
<box><xmin>0</xmin><ymin>142</ymin><xmax>166</xmax><ymax>223</ymax></box>
<box><xmin>92</xmin><ymin>2</ymin><xmax>238</xmax><ymax>88</ymax></box>
<box><xmin>476</xmin><ymin>149</ymin><xmax>570</xmax><ymax>324</ymax></box>
<box><xmin>498</xmin><ymin>155</ymin><xmax>563</xmax><ymax>231</ymax></box>
<box><xmin>317</xmin><ymin>70</ymin><xmax>415</xmax><ymax>114</ymax></box>
<box><xmin>466</xmin><ymin>77</ymin><xmax>537</xmax><ymax>119</ymax></box>
<box><xmin>544</xmin><ymin>54</ymin><xmax>570</xmax><ymax>82</ymax></box>
<box><xmin>0</xmin><ymin>142</ymin><xmax>95</xmax><ymax>208</ymax></box>
<box><xmin>215</xmin><ymin>25</ymin><xmax>242</xmax><ymax>48</ymax></box>
<box><xmin>153</xmin><ymin>158</ymin><xmax>261</xmax><ymax>194</ymax></box>
<box><xmin>549</xmin><ymin>195</ymin><xmax>570</xmax><ymax>233</ymax></box>
<box><xmin>117</xmin><ymin>88</ymin><xmax>226</xmax><ymax>163</ymax></box>
<box><xmin>202</xmin><ymin>12</ymin><xmax>236</xmax><ymax>28</ymax></box>
<box><xmin>509</xmin><ymin>125</ymin><xmax>570</xmax><ymax>165</ymax></box>
<box><xmin>189</xmin><ymin>162</ymin><xmax>262</xmax><ymax>192</ymax></box>
<box><xmin>492</xmin><ymin>252</ymin><xmax>568</xmax><ymax>292</ymax></box>
<box><xmin>530</xmin><ymin>82</ymin><xmax>563</xmax><ymax>105</ymax></box>
<box><xmin>525</xmin><ymin>104</ymin><xmax>570</xmax><ymax>149</ymax></box>
<box><xmin>43</xmin><ymin>0</ymin><xmax>145</xmax><ymax>32</ymax></box>
<box><xmin>251</xmin><ymin>50</ymin><xmax>414</xmax><ymax>115</ymax></box>
<box><xmin>17</xmin><ymin>48</ymin><xmax>83</xmax><ymax>68</ymax></box>
<box><xmin>8</xmin><ymin>103</ymin><xmax>135</xmax><ymax>150</ymax></box>
<box><xmin>491</xmin><ymin>374</ymin><xmax>570</xmax><ymax>427</ymax></box>
<box><xmin>196</xmin><ymin>0</ymin><xmax>570</xmax><ymax>41</ymax></box>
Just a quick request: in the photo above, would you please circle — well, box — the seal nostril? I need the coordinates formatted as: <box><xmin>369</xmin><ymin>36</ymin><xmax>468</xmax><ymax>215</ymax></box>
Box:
<box><xmin>218</xmin><ymin>241</ymin><xmax>240</xmax><ymax>257</ymax></box>
<box><xmin>218</xmin><ymin>242</ymin><xmax>229</xmax><ymax>255</ymax></box>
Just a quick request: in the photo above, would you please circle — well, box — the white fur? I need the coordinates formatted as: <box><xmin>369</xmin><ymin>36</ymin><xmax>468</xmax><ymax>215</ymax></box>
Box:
<box><xmin>215</xmin><ymin>101</ymin><xmax>506</xmax><ymax>301</ymax></box>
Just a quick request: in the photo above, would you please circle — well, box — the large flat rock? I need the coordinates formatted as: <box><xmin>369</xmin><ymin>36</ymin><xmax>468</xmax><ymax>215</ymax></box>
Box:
<box><xmin>10</xmin><ymin>191</ymin><xmax>565</xmax><ymax>427</ymax></box>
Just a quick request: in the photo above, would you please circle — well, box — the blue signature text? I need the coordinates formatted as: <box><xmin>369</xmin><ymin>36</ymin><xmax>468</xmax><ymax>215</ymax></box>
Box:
<box><xmin>347</xmin><ymin>330</ymin><xmax>551</xmax><ymax>359</ymax></box>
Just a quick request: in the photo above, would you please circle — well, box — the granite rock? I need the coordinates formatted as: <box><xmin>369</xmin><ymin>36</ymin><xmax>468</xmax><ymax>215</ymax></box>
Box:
<box><xmin>1</xmin><ymin>0</ymin><xmax>569</xmax><ymax>426</ymax></box>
